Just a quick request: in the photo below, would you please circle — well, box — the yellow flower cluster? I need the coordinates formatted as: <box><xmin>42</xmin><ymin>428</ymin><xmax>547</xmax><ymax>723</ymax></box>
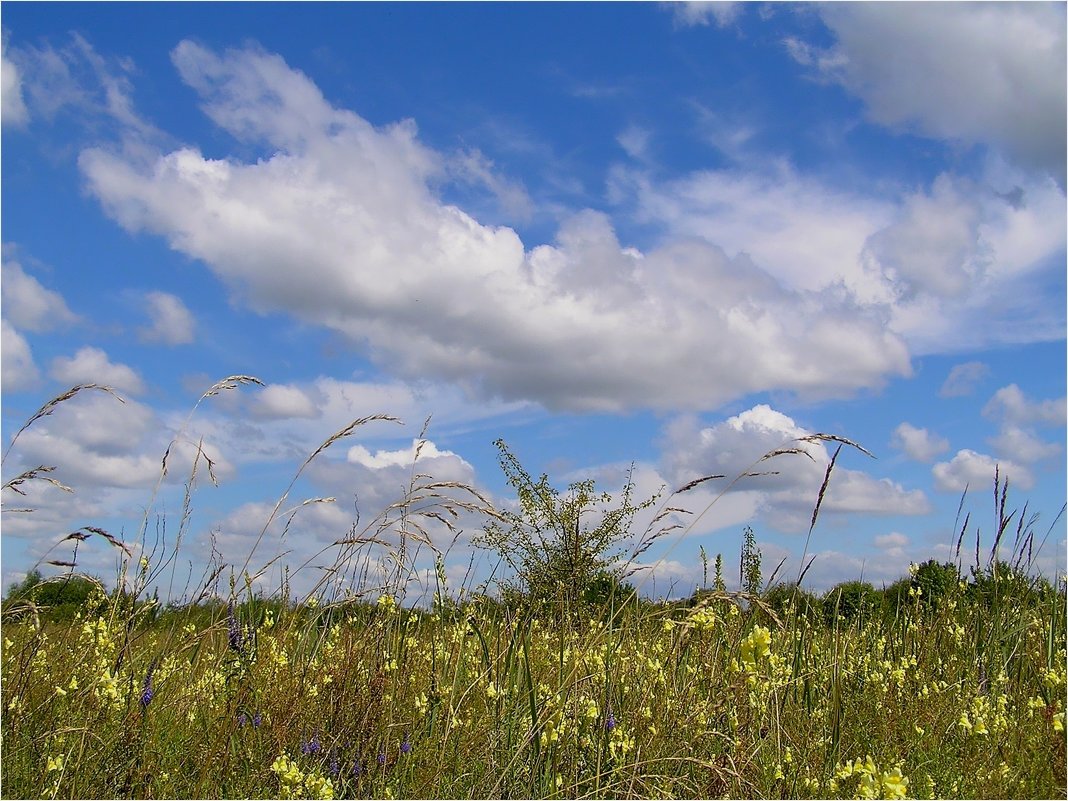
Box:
<box><xmin>687</xmin><ymin>607</ymin><xmax>718</xmax><ymax>632</ymax></box>
<box><xmin>270</xmin><ymin>752</ymin><xmax>335</xmax><ymax>800</ymax></box>
<box><xmin>833</xmin><ymin>755</ymin><xmax>910</xmax><ymax>799</ymax></box>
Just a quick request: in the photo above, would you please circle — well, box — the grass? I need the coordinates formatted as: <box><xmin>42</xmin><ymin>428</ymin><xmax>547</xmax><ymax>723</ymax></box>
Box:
<box><xmin>1</xmin><ymin>381</ymin><xmax>1065</xmax><ymax>799</ymax></box>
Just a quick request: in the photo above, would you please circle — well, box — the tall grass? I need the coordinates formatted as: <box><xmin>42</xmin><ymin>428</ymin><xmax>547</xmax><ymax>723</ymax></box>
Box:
<box><xmin>1</xmin><ymin>382</ymin><xmax>1065</xmax><ymax>799</ymax></box>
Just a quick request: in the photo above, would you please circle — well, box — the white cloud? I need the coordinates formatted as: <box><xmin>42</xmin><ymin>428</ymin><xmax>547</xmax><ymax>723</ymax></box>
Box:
<box><xmin>1</xmin><ymin>37</ymin><xmax>28</xmax><ymax>127</ymax></box>
<box><xmin>10</xmin><ymin>393</ymin><xmax>162</xmax><ymax>489</ymax></box>
<box><xmin>617</xmin><ymin>125</ymin><xmax>651</xmax><ymax>160</ymax></box>
<box><xmin>668</xmin><ymin>2</ymin><xmax>744</xmax><ymax>29</ymax></box>
<box><xmin>662</xmin><ymin>404</ymin><xmax>930</xmax><ymax>534</ymax></box>
<box><xmin>79</xmin><ymin>41</ymin><xmax>913</xmax><ymax>414</ymax></box>
<box><xmin>449</xmin><ymin>149</ymin><xmax>533</xmax><ymax>222</ymax></box>
<box><xmin>6</xmin><ymin>33</ymin><xmax>157</xmax><ymax>140</ymax></box>
<box><xmin>983</xmin><ymin>384</ymin><xmax>1066</xmax><ymax>427</ymax></box>
<box><xmin>50</xmin><ymin>346</ymin><xmax>145</xmax><ymax>395</ymax></box>
<box><xmin>940</xmin><ymin>361</ymin><xmax>989</xmax><ymax>397</ymax></box>
<box><xmin>932</xmin><ymin>448</ymin><xmax>1034</xmax><ymax>493</ymax></box>
<box><xmin>872</xmin><ymin>169</ymin><xmax>1066</xmax><ymax>354</ymax></box>
<box><xmin>347</xmin><ymin>438</ymin><xmax>470</xmax><ymax>472</ymax></box>
<box><xmin>891</xmin><ymin>422</ymin><xmax>949</xmax><ymax>463</ymax></box>
<box><xmin>622</xmin><ymin>161</ymin><xmax>896</xmax><ymax>297</ymax></box>
<box><xmin>1</xmin><ymin>320</ymin><xmax>39</xmax><ymax>392</ymax></box>
<box><xmin>139</xmin><ymin>291</ymin><xmax>195</xmax><ymax>345</ymax></box>
<box><xmin>250</xmin><ymin>383</ymin><xmax>319</xmax><ymax>420</ymax></box>
<box><xmin>810</xmin><ymin>3</ymin><xmax>1067</xmax><ymax>181</ymax></box>
<box><xmin>989</xmin><ymin>425</ymin><xmax>1062</xmax><ymax>465</ymax></box>
<box><xmin>864</xmin><ymin>175</ymin><xmax>985</xmax><ymax>299</ymax></box>
<box><xmin>1</xmin><ymin>256</ymin><xmax>79</xmax><ymax>332</ymax></box>
<box><xmin>874</xmin><ymin>532</ymin><xmax>908</xmax><ymax>550</ymax></box>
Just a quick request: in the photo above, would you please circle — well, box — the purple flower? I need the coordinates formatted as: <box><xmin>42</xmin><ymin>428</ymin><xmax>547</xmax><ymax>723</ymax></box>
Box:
<box><xmin>237</xmin><ymin>712</ymin><xmax>248</xmax><ymax>727</ymax></box>
<box><xmin>253</xmin><ymin>712</ymin><xmax>262</xmax><ymax>728</ymax></box>
<box><xmin>227</xmin><ymin>602</ymin><xmax>243</xmax><ymax>652</ymax></box>
<box><xmin>400</xmin><ymin>734</ymin><xmax>411</xmax><ymax>755</ymax></box>
<box><xmin>139</xmin><ymin>661</ymin><xmax>156</xmax><ymax>709</ymax></box>
<box><xmin>329</xmin><ymin>752</ymin><xmax>340</xmax><ymax>778</ymax></box>
<box><xmin>377</xmin><ymin>751</ymin><xmax>386</xmax><ymax>766</ymax></box>
<box><xmin>352</xmin><ymin>762</ymin><xmax>363</xmax><ymax>777</ymax></box>
<box><xmin>605</xmin><ymin>711</ymin><xmax>616</xmax><ymax>731</ymax></box>
<box><xmin>301</xmin><ymin>735</ymin><xmax>322</xmax><ymax>755</ymax></box>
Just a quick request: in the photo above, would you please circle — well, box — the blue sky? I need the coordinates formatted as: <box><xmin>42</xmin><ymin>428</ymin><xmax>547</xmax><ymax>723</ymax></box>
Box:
<box><xmin>2</xmin><ymin>2</ymin><xmax>1065</xmax><ymax>602</ymax></box>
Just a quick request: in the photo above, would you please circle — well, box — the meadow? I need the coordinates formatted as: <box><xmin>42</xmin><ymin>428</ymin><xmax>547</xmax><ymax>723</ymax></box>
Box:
<box><xmin>2</xmin><ymin>381</ymin><xmax>1066</xmax><ymax>800</ymax></box>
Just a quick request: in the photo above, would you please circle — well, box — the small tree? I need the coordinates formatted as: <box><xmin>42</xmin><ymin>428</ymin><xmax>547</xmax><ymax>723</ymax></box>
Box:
<box><xmin>478</xmin><ymin>439</ymin><xmax>657</xmax><ymax>623</ymax></box>
<box><xmin>822</xmin><ymin>580</ymin><xmax>878</xmax><ymax>625</ymax></box>
<box><xmin>740</xmin><ymin>526</ymin><xmax>763</xmax><ymax>596</ymax></box>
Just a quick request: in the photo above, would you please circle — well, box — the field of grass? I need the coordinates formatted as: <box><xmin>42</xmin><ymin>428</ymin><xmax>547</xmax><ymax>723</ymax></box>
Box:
<box><xmin>3</xmin><ymin>562</ymin><xmax>1066</xmax><ymax>799</ymax></box>
<box><xmin>2</xmin><ymin>382</ymin><xmax>1066</xmax><ymax>799</ymax></box>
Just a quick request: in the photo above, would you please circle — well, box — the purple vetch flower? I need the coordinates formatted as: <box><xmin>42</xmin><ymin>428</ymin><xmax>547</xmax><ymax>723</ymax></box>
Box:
<box><xmin>301</xmin><ymin>735</ymin><xmax>322</xmax><ymax>755</ymax></box>
<box><xmin>237</xmin><ymin>712</ymin><xmax>248</xmax><ymax>727</ymax></box>
<box><xmin>377</xmin><ymin>751</ymin><xmax>386</xmax><ymax>766</ymax></box>
<box><xmin>227</xmin><ymin>602</ymin><xmax>243</xmax><ymax>652</ymax></box>
<box><xmin>605</xmin><ymin>710</ymin><xmax>616</xmax><ymax>731</ymax></box>
<box><xmin>351</xmin><ymin>761</ymin><xmax>363</xmax><ymax>777</ymax></box>
<box><xmin>253</xmin><ymin>712</ymin><xmax>262</xmax><ymax>728</ymax></box>
<box><xmin>400</xmin><ymin>733</ymin><xmax>412</xmax><ymax>755</ymax></box>
<box><xmin>139</xmin><ymin>660</ymin><xmax>156</xmax><ymax>709</ymax></box>
<box><xmin>329</xmin><ymin>752</ymin><xmax>340</xmax><ymax>778</ymax></box>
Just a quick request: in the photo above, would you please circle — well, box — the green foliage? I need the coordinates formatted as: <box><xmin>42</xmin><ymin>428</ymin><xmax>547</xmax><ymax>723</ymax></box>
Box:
<box><xmin>3</xmin><ymin>570</ymin><xmax>109</xmax><ymax>621</ymax></box>
<box><xmin>740</xmin><ymin>526</ymin><xmax>763</xmax><ymax>595</ymax></box>
<box><xmin>822</xmin><ymin>580</ymin><xmax>878</xmax><ymax>626</ymax></box>
<box><xmin>477</xmin><ymin>439</ymin><xmax>657</xmax><ymax>624</ymax></box>
<box><xmin>911</xmin><ymin>559</ymin><xmax>960</xmax><ymax>608</ymax></box>
<box><xmin>713</xmin><ymin>552</ymin><xmax>726</xmax><ymax>593</ymax></box>
<box><xmin>762</xmin><ymin>581</ymin><xmax>821</xmax><ymax>622</ymax></box>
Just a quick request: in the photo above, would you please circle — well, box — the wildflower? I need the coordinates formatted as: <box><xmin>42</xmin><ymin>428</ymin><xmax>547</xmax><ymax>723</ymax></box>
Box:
<box><xmin>46</xmin><ymin>755</ymin><xmax>64</xmax><ymax>772</ymax></box>
<box><xmin>377</xmin><ymin>751</ymin><xmax>387</xmax><ymax>766</ymax></box>
<box><xmin>238</xmin><ymin>712</ymin><xmax>248</xmax><ymax>727</ymax></box>
<box><xmin>302</xmin><ymin>735</ymin><xmax>322</xmax><ymax>755</ymax></box>
<box><xmin>400</xmin><ymin>733</ymin><xmax>412</xmax><ymax>755</ymax></box>
<box><xmin>739</xmin><ymin>625</ymin><xmax>772</xmax><ymax>671</ymax></box>
<box><xmin>140</xmin><ymin>661</ymin><xmax>156</xmax><ymax>709</ymax></box>
<box><xmin>254</xmin><ymin>712</ymin><xmax>263</xmax><ymax>727</ymax></box>
<box><xmin>227</xmin><ymin>602</ymin><xmax>243</xmax><ymax>652</ymax></box>
<box><xmin>1055</xmin><ymin>712</ymin><xmax>1065</xmax><ymax>733</ymax></box>
<box><xmin>605</xmin><ymin>710</ymin><xmax>616</xmax><ymax>731</ymax></box>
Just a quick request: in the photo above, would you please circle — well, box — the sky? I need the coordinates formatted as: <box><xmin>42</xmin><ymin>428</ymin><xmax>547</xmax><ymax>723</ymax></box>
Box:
<box><xmin>1</xmin><ymin>1</ymin><xmax>1065</xmax><ymax>604</ymax></box>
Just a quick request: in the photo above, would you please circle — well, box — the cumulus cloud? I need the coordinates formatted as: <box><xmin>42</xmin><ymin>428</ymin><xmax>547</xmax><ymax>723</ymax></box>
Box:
<box><xmin>864</xmin><ymin>174</ymin><xmax>985</xmax><ymax>299</ymax></box>
<box><xmin>891</xmin><ymin>422</ymin><xmax>949</xmax><ymax>463</ymax></box>
<box><xmin>932</xmin><ymin>448</ymin><xmax>1033</xmax><ymax>493</ymax></box>
<box><xmin>873</xmin><ymin>170</ymin><xmax>1066</xmax><ymax>354</ymax></box>
<box><xmin>874</xmin><ymin>532</ymin><xmax>909</xmax><ymax>558</ymax></box>
<box><xmin>806</xmin><ymin>3</ymin><xmax>1067</xmax><ymax>181</ymax></box>
<box><xmin>1</xmin><ymin>37</ymin><xmax>28</xmax><ymax>127</ymax></box>
<box><xmin>983</xmin><ymin>384</ymin><xmax>1066</xmax><ymax>427</ymax></box>
<box><xmin>989</xmin><ymin>425</ymin><xmax>1062</xmax><ymax>465</ymax></box>
<box><xmin>1</xmin><ymin>320</ymin><xmax>40</xmax><ymax>392</ymax></box>
<box><xmin>10</xmin><ymin>392</ymin><xmax>162</xmax><ymax>488</ymax></box>
<box><xmin>250</xmin><ymin>383</ymin><xmax>319</xmax><ymax>420</ymax></box>
<box><xmin>940</xmin><ymin>361</ymin><xmax>989</xmax><ymax>397</ymax></box>
<box><xmin>50</xmin><ymin>346</ymin><xmax>145</xmax><ymax>395</ymax></box>
<box><xmin>139</xmin><ymin>291</ymin><xmax>195</xmax><ymax>345</ymax></box>
<box><xmin>1</xmin><ymin>256</ymin><xmax>79</xmax><ymax>332</ymax></box>
<box><xmin>78</xmin><ymin>40</ymin><xmax>913</xmax><ymax>413</ymax></box>
<box><xmin>662</xmin><ymin>404</ymin><xmax>930</xmax><ymax>533</ymax></box>
<box><xmin>347</xmin><ymin>439</ymin><xmax>469</xmax><ymax>472</ymax></box>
